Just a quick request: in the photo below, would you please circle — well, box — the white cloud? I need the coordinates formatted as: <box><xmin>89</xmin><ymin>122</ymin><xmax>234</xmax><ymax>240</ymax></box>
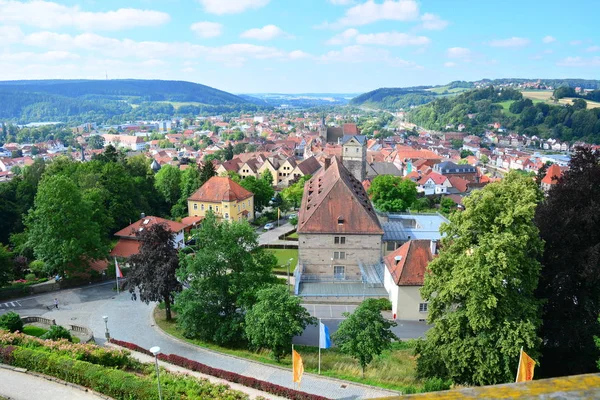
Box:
<box><xmin>420</xmin><ymin>13</ymin><xmax>448</xmax><ymax>30</ymax></box>
<box><xmin>586</xmin><ymin>45</ymin><xmax>600</xmax><ymax>52</ymax></box>
<box><xmin>329</xmin><ymin>0</ymin><xmax>354</xmax><ymax>4</ymax></box>
<box><xmin>318</xmin><ymin>45</ymin><xmax>420</xmax><ymax>68</ymax></box>
<box><xmin>0</xmin><ymin>25</ymin><xmax>23</xmax><ymax>44</ymax></box>
<box><xmin>326</xmin><ymin>0</ymin><xmax>419</xmax><ymax>28</ymax></box>
<box><xmin>326</xmin><ymin>28</ymin><xmax>359</xmax><ymax>45</ymax></box>
<box><xmin>240</xmin><ymin>25</ymin><xmax>288</xmax><ymax>41</ymax></box>
<box><xmin>199</xmin><ymin>0</ymin><xmax>270</xmax><ymax>15</ymax></box>
<box><xmin>444</xmin><ymin>61</ymin><xmax>456</xmax><ymax>67</ymax></box>
<box><xmin>0</xmin><ymin>50</ymin><xmax>80</xmax><ymax>62</ymax></box>
<box><xmin>542</xmin><ymin>35</ymin><xmax>556</xmax><ymax>43</ymax></box>
<box><xmin>355</xmin><ymin>32</ymin><xmax>430</xmax><ymax>46</ymax></box>
<box><xmin>569</xmin><ymin>40</ymin><xmax>583</xmax><ymax>46</ymax></box>
<box><xmin>557</xmin><ymin>56</ymin><xmax>600</xmax><ymax>67</ymax></box>
<box><xmin>288</xmin><ymin>50</ymin><xmax>311</xmax><ymax>60</ymax></box>
<box><xmin>0</xmin><ymin>0</ymin><xmax>170</xmax><ymax>31</ymax></box>
<box><xmin>488</xmin><ymin>37</ymin><xmax>530</xmax><ymax>48</ymax></box>
<box><xmin>190</xmin><ymin>22</ymin><xmax>223</xmax><ymax>38</ymax></box>
<box><xmin>447</xmin><ymin>47</ymin><xmax>471</xmax><ymax>59</ymax></box>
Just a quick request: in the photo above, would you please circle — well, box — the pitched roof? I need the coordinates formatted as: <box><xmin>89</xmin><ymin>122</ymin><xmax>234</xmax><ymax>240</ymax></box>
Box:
<box><xmin>110</xmin><ymin>238</ymin><xmax>141</xmax><ymax>258</ymax></box>
<box><xmin>341</xmin><ymin>135</ymin><xmax>367</xmax><ymax>145</ymax></box>
<box><xmin>188</xmin><ymin>176</ymin><xmax>253</xmax><ymax>203</ymax></box>
<box><xmin>448</xmin><ymin>176</ymin><xmax>469</xmax><ymax>193</ymax></box>
<box><xmin>541</xmin><ymin>164</ymin><xmax>562</xmax><ymax>185</ymax></box>
<box><xmin>342</xmin><ymin>123</ymin><xmax>359</xmax><ymax>135</ymax></box>
<box><xmin>384</xmin><ymin>240</ymin><xmax>433</xmax><ymax>286</ymax></box>
<box><xmin>298</xmin><ymin>157</ymin><xmax>383</xmax><ymax>235</ymax></box>
<box><xmin>419</xmin><ymin>171</ymin><xmax>448</xmax><ymax>185</ymax></box>
<box><xmin>297</xmin><ymin>156</ymin><xmax>322</xmax><ymax>175</ymax></box>
<box><xmin>114</xmin><ymin>216</ymin><xmax>187</xmax><ymax>239</ymax></box>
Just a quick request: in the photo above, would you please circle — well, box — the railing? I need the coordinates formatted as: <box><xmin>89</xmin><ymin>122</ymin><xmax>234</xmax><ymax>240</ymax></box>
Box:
<box><xmin>294</xmin><ymin>263</ymin><xmax>302</xmax><ymax>295</ymax></box>
<box><xmin>21</xmin><ymin>316</ymin><xmax>56</xmax><ymax>325</ymax></box>
<box><xmin>301</xmin><ymin>274</ymin><xmax>363</xmax><ymax>283</ymax></box>
<box><xmin>69</xmin><ymin>324</ymin><xmax>95</xmax><ymax>343</ymax></box>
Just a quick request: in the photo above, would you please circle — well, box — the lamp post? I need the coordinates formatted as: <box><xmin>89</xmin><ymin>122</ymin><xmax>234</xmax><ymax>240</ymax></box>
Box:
<box><xmin>287</xmin><ymin>258</ymin><xmax>294</xmax><ymax>291</ymax></box>
<box><xmin>102</xmin><ymin>315</ymin><xmax>110</xmax><ymax>340</ymax></box>
<box><xmin>150</xmin><ymin>346</ymin><xmax>163</xmax><ymax>400</ymax></box>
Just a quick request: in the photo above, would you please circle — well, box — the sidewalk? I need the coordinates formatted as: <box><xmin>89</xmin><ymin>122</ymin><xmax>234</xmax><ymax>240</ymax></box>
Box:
<box><xmin>0</xmin><ymin>365</ymin><xmax>109</xmax><ymax>400</ymax></box>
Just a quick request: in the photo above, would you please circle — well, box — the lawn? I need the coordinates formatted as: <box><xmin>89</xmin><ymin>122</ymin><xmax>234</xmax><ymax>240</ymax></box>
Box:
<box><xmin>522</xmin><ymin>90</ymin><xmax>600</xmax><ymax>109</ymax></box>
<box><xmin>23</xmin><ymin>325</ymin><xmax>48</xmax><ymax>337</ymax></box>
<box><xmin>286</xmin><ymin>232</ymin><xmax>298</xmax><ymax>239</ymax></box>
<box><xmin>266</xmin><ymin>248</ymin><xmax>298</xmax><ymax>274</ymax></box>
<box><xmin>157</xmin><ymin>101</ymin><xmax>204</xmax><ymax>109</ymax></box>
<box><xmin>153</xmin><ymin>308</ymin><xmax>422</xmax><ymax>392</ymax></box>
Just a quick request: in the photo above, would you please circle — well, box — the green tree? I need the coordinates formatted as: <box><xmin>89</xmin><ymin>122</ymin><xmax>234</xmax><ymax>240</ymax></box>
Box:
<box><xmin>289</xmin><ymin>215</ymin><xmax>298</xmax><ymax>227</ymax></box>
<box><xmin>224</xmin><ymin>143</ymin><xmax>234</xmax><ymax>161</ymax></box>
<box><xmin>245</xmin><ymin>285</ymin><xmax>316</xmax><ymax>361</ymax></box>
<box><xmin>87</xmin><ymin>135</ymin><xmax>105</xmax><ymax>149</ymax></box>
<box><xmin>127</xmin><ymin>223</ymin><xmax>182</xmax><ymax>321</ymax></box>
<box><xmin>172</xmin><ymin>166</ymin><xmax>202</xmax><ymax>218</ymax></box>
<box><xmin>333</xmin><ymin>298</ymin><xmax>398</xmax><ymax>377</ymax></box>
<box><xmin>0</xmin><ymin>245</ymin><xmax>13</xmax><ymax>287</ymax></box>
<box><xmin>240</xmin><ymin>173</ymin><xmax>274</xmax><ymax>213</ymax></box>
<box><xmin>25</xmin><ymin>175</ymin><xmax>105</xmax><ymax>275</ymax></box>
<box><xmin>0</xmin><ymin>311</ymin><xmax>23</xmax><ymax>333</ymax></box>
<box><xmin>175</xmin><ymin>213</ymin><xmax>277</xmax><ymax>345</ymax></box>
<box><xmin>154</xmin><ymin>165</ymin><xmax>182</xmax><ymax>209</ymax></box>
<box><xmin>439</xmin><ymin>197</ymin><xmax>456</xmax><ymax>215</ymax></box>
<box><xmin>199</xmin><ymin>160</ymin><xmax>217</xmax><ymax>186</ymax></box>
<box><xmin>41</xmin><ymin>325</ymin><xmax>73</xmax><ymax>342</ymax></box>
<box><xmin>415</xmin><ymin>172</ymin><xmax>543</xmax><ymax>385</ymax></box>
<box><xmin>368</xmin><ymin>175</ymin><xmax>418</xmax><ymax>212</ymax></box>
<box><xmin>281</xmin><ymin>175</ymin><xmax>311</xmax><ymax>209</ymax></box>
<box><xmin>534</xmin><ymin>147</ymin><xmax>600</xmax><ymax>377</ymax></box>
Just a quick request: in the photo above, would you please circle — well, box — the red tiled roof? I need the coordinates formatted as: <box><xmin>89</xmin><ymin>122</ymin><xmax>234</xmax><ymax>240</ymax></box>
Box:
<box><xmin>110</xmin><ymin>239</ymin><xmax>141</xmax><ymax>258</ymax></box>
<box><xmin>541</xmin><ymin>164</ymin><xmax>562</xmax><ymax>185</ymax></box>
<box><xmin>342</xmin><ymin>123</ymin><xmax>359</xmax><ymax>135</ymax></box>
<box><xmin>298</xmin><ymin>157</ymin><xmax>383</xmax><ymax>235</ymax></box>
<box><xmin>419</xmin><ymin>171</ymin><xmax>448</xmax><ymax>185</ymax></box>
<box><xmin>114</xmin><ymin>216</ymin><xmax>186</xmax><ymax>239</ymax></box>
<box><xmin>188</xmin><ymin>176</ymin><xmax>253</xmax><ymax>203</ymax></box>
<box><xmin>89</xmin><ymin>259</ymin><xmax>109</xmax><ymax>273</ymax></box>
<box><xmin>448</xmin><ymin>176</ymin><xmax>469</xmax><ymax>193</ymax></box>
<box><xmin>181</xmin><ymin>216</ymin><xmax>204</xmax><ymax>227</ymax></box>
<box><xmin>384</xmin><ymin>240</ymin><xmax>433</xmax><ymax>286</ymax></box>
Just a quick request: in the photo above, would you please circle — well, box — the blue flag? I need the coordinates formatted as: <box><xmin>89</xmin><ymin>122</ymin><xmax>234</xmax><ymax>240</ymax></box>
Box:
<box><xmin>319</xmin><ymin>321</ymin><xmax>331</xmax><ymax>349</ymax></box>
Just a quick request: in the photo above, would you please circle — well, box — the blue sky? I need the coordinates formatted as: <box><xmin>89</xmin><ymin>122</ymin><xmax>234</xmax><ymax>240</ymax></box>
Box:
<box><xmin>0</xmin><ymin>0</ymin><xmax>598</xmax><ymax>93</ymax></box>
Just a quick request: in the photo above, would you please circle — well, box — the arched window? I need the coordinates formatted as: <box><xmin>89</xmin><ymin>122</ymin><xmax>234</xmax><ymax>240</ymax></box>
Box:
<box><xmin>337</xmin><ymin>216</ymin><xmax>344</xmax><ymax>225</ymax></box>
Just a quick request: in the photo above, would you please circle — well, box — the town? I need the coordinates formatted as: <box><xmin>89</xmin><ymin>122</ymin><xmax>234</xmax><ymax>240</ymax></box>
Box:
<box><xmin>1</xmin><ymin>0</ymin><xmax>600</xmax><ymax>399</ymax></box>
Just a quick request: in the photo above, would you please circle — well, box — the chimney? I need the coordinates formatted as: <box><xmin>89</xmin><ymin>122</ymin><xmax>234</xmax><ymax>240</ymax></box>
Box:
<box><xmin>394</xmin><ymin>255</ymin><xmax>402</xmax><ymax>266</ymax></box>
<box><xmin>430</xmin><ymin>240</ymin><xmax>437</xmax><ymax>256</ymax></box>
<box><xmin>324</xmin><ymin>157</ymin><xmax>331</xmax><ymax>170</ymax></box>
<box><xmin>141</xmin><ymin>212</ymin><xmax>146</xmax><ymax>219</ymax></box>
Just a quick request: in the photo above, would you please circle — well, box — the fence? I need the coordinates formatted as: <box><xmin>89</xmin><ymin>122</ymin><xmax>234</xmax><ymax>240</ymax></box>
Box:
<box><xmin>21</xmin><ymin>316</ymin><xmax>57</xmax><ymax>326</ymax></box>
<box><xmin>69</xmin><ymin>324</ymin><xmax>95</xmax><ymax>343</ymax></box>
<box><xmin>20</xmin><ymin>317</ymin><xmax>94</xmax><ymax>343</ymax></box>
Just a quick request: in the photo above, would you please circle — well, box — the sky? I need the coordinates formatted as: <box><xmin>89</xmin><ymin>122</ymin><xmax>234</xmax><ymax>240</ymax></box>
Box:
<box><xmin>0</xmin><ymin>0</ymin><xmax>598</xmax><ymax>94</ymax></box>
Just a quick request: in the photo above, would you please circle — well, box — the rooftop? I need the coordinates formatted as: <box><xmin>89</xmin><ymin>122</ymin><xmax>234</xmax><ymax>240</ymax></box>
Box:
<box><xmin>188</xmin><ymin>176</ymin><xmax>253</xmax><ymax>203</ymax></box>
<box><xmin>113</xmin><ymin>216</ymin><xmax>187</xmax><ymax>239</ymax></box>
<box><xmin>382</xmin><ymin>213</ymin><xmax>448</xmax><ymax>242</ymax></box>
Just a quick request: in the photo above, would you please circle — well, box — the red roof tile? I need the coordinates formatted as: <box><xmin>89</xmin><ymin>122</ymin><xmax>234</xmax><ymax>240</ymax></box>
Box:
<box><xmin>110</xmin><ymin>239</ymin><xmax>141</xmax><ymax>258</ymax></box>
<box><xmin>114</xmin><ymin>216</ymin><xmax>186</xmax><ymax>239</ymax></box>
<box><xmin>188</xmin><ymin>176</ymin><xmax>253</xmax><ymax>203</ymax></box>
<box><xmin>541</xmin><ymin>164</ymin><xmax>562</xmax><ymax>185</ymax></box>
<box><xmin>384</xmin><ymin>240</ymin><xmax>433</xmax><ymax>286</ymax></box>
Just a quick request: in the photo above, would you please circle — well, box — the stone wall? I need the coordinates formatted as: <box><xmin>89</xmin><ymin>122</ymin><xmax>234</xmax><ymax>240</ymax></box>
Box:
<box><xmin>298</xmin><ymin>233</ymin><xmax>382</xmax><ymax>276</ymax></box>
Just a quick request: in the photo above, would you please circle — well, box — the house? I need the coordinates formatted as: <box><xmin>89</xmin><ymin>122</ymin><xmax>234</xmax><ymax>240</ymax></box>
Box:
<box><xmin>297</xmin><ymin>157</ymin><xmax>384</xmax><ymax>281</ymax></box>
<box><xmin>541</xmin><ymin>164</ymin><xmax>562</xmax><ymax>192</ymax></box>
<box><xmin>187</xmin><ymin>176</ymin><xmax>254</xmax><ymax>222</ymax></box>
<box><xmin>383</xmin><ymin>240</ymin><xmax>436</xmax><ymax>320</ymax></box>
<box><xmin>110</xmin><ymin>216</ymin><xmax>187</xmax><ymax>259</ymax></box>
<box><xmin>417</xmin><ymin>172</ymin><xmax>451</xmax><ymax>195</ymax></box>
<box><xmin>102</xmin><ymin>134</ymin><xmax>148</xmax><ymax>151</ymax></box>
<box><xmin>433</xmin><ymin>160</ymin><xmax>479</xmax><ymax>183</ymax></box>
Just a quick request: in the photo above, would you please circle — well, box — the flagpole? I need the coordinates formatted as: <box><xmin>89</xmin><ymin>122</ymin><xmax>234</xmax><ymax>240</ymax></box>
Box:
<box><xmin>515</xmin><ymin>346</ymin><xmax>523</xmax><ymax>383</ymax></box>
<box><xmin>318</xmin><ymin>318</ymin><xmax>322</xmax><ymax>375</ymax></box>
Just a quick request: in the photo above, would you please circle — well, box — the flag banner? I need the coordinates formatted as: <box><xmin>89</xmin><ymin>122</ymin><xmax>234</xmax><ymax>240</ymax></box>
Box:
<box><xmin>115</xmin><ymin>259</ymin><xmax>123</xmax><ymax>278</ymax></box>
<box><xmin>292</xmin><ymin>349</ymin><xmax>304</xmax><ymax>384</ymax></box>
<box><xmin>319</xmin><ymin>321</ymin><xmax>331</xmax><ymax>349</ymax></box>
<box><xmin>516</xmin><ymin>348</ymin><xmax>536</xmax><ymax>382</ymax></box>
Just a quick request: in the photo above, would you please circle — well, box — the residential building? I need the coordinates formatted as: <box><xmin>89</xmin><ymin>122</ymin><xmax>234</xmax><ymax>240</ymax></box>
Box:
<box><xmin>433</xmin><ymin>160</ymin><xmax>479</xmax><ymax>183</ymax></box>
<box><xmin>110</xmin><ymin>216</ymin><xmax>187</xmax><ymax>259</ymax></box>
<box><xmin>102</xmin><ymin>134</ymin><xmax>148</xmax><ymax>151</ymax></box>
<box><xmin>381</xmin><ymin>213</ymin><xmax>447</xmax><ymax>254</ymax></box>
<box><xmin>318</xmin><ymin>118</ymin><xmax>361</xmax><ymax>144</ymax></box>
<box><xmin>187</xmin><ymin>176</ymin><xmax>254</xmax><ymax>222</ymax></box>
<box><xmin>417</xmin><ymin>172</ymin><xmax>451</xmax><ymax>195</ymax></box>
<box><xmin>383</xmin><ymin>240</ymin><xmax>436</xmax><ymax>321</ymax></box>
<box><xmin>541</xmin><ymin>164</ymin><xmax>563</xmax><ymax>192</ymax></box>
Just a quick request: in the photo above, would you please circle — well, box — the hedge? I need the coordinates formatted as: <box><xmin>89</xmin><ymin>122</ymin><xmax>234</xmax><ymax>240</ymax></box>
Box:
<box><xmin>110</xmin><ymin>339</ymin><xmax>330</xmax><ymax>400</ymax></box>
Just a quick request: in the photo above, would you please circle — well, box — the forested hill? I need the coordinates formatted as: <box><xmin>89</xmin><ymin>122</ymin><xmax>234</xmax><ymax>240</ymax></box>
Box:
<box><xmin>0</xmin><ymin>79</ymin><xmax>248</xmax><ymax>104</ymax></box>
<box><xmin>408</xmin><ymin>86</ymin><xmax>600</xmax><ymax>144</ymax></box>
<box><xmin>0</xmin><ymin>79</ymin><xmax>268</xmax><ymax>124</ymax></box>
<box><xmin>349</xmin><ymin>87</ymin><xmax>437</xmax><ymax>109</ymax></box>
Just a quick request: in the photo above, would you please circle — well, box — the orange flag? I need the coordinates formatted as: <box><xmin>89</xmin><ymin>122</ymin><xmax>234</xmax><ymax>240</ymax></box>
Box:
<box><xmin>515</xmin><ymin>348</ymin><xmax>536</xmax><ymax>382</ymax></box>
<box><xmin>292</xmin><ymin>349</ymin><xmax>304</xmax><ymax>384</ymax></box>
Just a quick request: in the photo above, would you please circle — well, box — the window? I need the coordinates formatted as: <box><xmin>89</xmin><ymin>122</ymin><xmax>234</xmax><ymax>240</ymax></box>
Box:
<box><xmin>216</xmin><ymin>206</ymin><xmax>219</xmax><ymax>212</ymax></box>
<box><xmin>333</xmin><ymin>251</ymin><xmax>346</xmax><ymax>260</ymax></box>
<box><xmin>386</xmin><ymin>241</ymin><xmax>397</xmax><ymax>251</ymax></box>
<box><xmin>193</xmin><ymin>204</ymin><xmax>197</xmax><ymax>210</ymax></box>
<box><xmin>356</xmin><ymin>148</ymin><xmax>359</xmax><ymax>153</ymax></box>
<box><xmin>334</xmin><ymin>266</ymin><xmax>345</xmax><ymax>279</ymax></box>
<box><xmin>334</xmin><ymin>236</ymin><xmax>346</xmax><ymax>244</ymax></box>
<box><xmin>201</xmin><ymin>204</ymin><xmax>205</xmax><ymax>211</ymax></box>
<box><xmin>337</xmin><ymin>216</ymin><xmax>344</xmax><ymax>225</ymax></box>
<box><xmin>224</xmin><ymin>213</ymin><xmax>229</xmax><ymax>220</ymax></box>
<box><xmin>209</xmin><ymin>205</ymin><xmax>213</xmax><ymax>211</ymax></box>
<box><xmin>419</xmin><ymin>303</ymin><xmax>428</xmax><ymax>313</ymax></box>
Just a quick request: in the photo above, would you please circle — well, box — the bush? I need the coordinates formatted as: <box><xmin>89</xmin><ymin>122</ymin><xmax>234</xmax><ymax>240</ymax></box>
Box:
<box><xmin>28</xmin><ymin>260</ymin><xmax>50</xmax><ymax>277</ymax></box>
<box><xmin>25</xmin><ymin>273</ymin><xmax>37</xmax><ymax>282</ymax></box>
<box><xmin>41</xmin><ymin>325</ymin><xmax>73</xmax><ymax>342</ymax></box>
<box><xmin>254</xmin><ymin>216</ymin><xmax>269</xmax><ymax>226</ymax></box>
<box><xmin>423</xmin><ymin>377</ymin><xmax>453</xmax><ymax>392</ymax></box>
<box><xmin>375</xmin><ymin>298</ymin><xmax>392</xmax><ymax>311</ymax></box>
<box><xmin>0</xmin><ymin>312</ymin><xmax>23</xmax><ymax>333</ymax></box>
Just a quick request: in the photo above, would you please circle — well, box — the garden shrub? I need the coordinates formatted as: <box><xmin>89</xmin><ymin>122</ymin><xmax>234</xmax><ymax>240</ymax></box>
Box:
<box><xmin>25</xmin><ymin>273</ymin><xmax>37</xmax><ymax>282</ymax></box>
<box><xmin>28</xmin><ymin>260</ymin><xmax>48</xmax><ymax>277</ymax></box>
<box><xmin>41</xmin><ymin>325</ymin><xmax>73</xmax><ymax>342</ymax></box>
<box><xmin>0</xmin><ymin>311</ymin><xmax>23</xmax><ymax>333</ymax></box>
<box><xmin>423</xmin><ymin>377</ymin><xmax>452</xmax><ymax>392</ymax></box>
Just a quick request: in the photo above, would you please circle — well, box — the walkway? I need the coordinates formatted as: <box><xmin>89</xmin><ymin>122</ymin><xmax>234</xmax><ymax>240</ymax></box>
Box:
<box><xmin>258</xmin><ymin>221</ymin><xmax>295</xmax><ymax>246</ymax></box>
<box><xmin>0</xmin><ymin>366</ymin><xmax>108</xmax><ymax>400</ymax></box>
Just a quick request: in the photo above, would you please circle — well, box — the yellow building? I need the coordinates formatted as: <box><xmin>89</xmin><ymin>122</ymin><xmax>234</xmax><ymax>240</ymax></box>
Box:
<box><xmin>187</xmin><ymin>176</ymin><xmax>254</xmax><ymax>222</ymax></box>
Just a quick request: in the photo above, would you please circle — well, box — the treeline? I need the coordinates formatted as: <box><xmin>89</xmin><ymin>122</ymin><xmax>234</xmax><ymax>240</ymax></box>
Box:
<box><xmin>554</xmin><ymin>86</ymin><xmax>600</xmax><ymax>102</ymax></box>
<box><xmin>409</xmin><ymin>86</ymin><xmax>600</xmax><ymax>143</ymax></box>
<box><xmin>350</xmin><ymin>87</ymin><xmax>437</xmax><ymax>109</ymax></box>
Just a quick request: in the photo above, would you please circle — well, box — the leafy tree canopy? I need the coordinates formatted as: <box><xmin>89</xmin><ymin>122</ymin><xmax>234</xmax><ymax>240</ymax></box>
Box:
<box><xmin>368</xmin><ymin>175</ymin><xmax>418</xmax><ymax>212</ymax></box>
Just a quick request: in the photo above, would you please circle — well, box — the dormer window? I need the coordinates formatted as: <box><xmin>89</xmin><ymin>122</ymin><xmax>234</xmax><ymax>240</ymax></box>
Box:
<box><xmin>337</xmin><ymin>216</ymin><xmax>344</xmax><ymax>225</ymax></box>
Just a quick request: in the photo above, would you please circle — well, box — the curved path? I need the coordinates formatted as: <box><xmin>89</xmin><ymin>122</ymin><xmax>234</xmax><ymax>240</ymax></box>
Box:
<box><xmin>4</xmin><ymin>284</ymin><xmax>401</xmax><ymax>399</ymax></box>
<box><xmin>0</xmin><ymin>366</ymin><xmax>108</xmax><ymax>400</ymax></box>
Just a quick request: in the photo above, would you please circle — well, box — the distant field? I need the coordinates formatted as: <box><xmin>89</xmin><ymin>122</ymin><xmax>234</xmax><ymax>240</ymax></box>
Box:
<box><xmin>157</xmin><ymin>101</ymin><xmax>204</xmax><ymax>109</ymax></box>
<box><xmin>426</xmin><ymin>86</ymin><xmax>469</xmax><ymax>95</ymax></box>
<box><xmin>522</xmin><ymin>90</ymin><xmax>600</xmax><ymax>109</ymax></box>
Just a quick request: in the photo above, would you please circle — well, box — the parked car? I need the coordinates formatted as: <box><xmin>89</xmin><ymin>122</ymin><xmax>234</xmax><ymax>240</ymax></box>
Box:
<box><xmin>287</xmin><ymin>213</ymin><xmax>297</xmax><ymax>219</ymax></box>
<box><xmin>263</xmin><ymin>223</ymin><xmax>275</xmax><ymax>230</ymax></box>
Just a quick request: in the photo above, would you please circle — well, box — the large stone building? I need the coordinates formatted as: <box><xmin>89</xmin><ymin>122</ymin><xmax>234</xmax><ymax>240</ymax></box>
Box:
<box><xmin>187</xmin><ymin>176</ymin><xmax>254</xmax><ymax>222</ymax></box>
<box><xmin>297</xmin><ymin>157</ymin><xmax>383</xmax><ymax>281</ymax></box>
<box><xmin>341</xmin><ymin>135</ymin><xmax>367</xmax><ymax>182</ymax></box>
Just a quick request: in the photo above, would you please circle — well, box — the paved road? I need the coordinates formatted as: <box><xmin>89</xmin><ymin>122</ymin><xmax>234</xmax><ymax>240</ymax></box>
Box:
<box><xmin>258</xmin><ymin>221</ymin><xmax>294</xmax><ymax>245</ymax></box>
<box><xmin>0</xmin><ymin>367</ymin><xmax>107</xmax><ymax>400</ymax></box>
<box><xmin>1</xmin><ymin>283</ymin><xmax>428</xmax><ymax>399</ymax></box>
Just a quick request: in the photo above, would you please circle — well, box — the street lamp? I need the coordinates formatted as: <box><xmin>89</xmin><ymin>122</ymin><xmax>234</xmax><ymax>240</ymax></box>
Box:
<box><xmin>102</xmin><ymin>316</ymin><xmax>110</xmax><ymax>340</ymax></box>
<box><xmin>287</xmin><ymin>258</ymin><xmax>294</xmax><ymax>291</ymax></box>
<box><xmin>150</xmin><ymin>346</ymin><xmax>163</xmax><ymax>400</ymax></box>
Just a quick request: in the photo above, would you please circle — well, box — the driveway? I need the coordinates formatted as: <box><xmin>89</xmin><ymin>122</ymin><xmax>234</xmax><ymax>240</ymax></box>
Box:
<box><xmin>258</xmin><ymin>221</ymin><xmax>294</xmax><ymax>245</ymax></box>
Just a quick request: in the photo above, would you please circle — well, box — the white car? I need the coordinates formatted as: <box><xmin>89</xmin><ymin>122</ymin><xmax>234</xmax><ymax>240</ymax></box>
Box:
<box><xmin>263</xmin><ymin>223</ymin><xmax>275</xmax><ymax>230</ymax></box>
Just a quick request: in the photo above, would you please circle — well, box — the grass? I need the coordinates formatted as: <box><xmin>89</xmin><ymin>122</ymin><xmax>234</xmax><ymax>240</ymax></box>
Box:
<box><xmin>23</xmin><ymin>325</ymin><xmax>48</xmax><ymax>337</ymax></box>
<box><xmin>426</xmin><ymin>86</ymin><xmax>469</xmax><ymax>95</ymax></box>
<box><xmin>286</xmin><ymin>232</ymin><xmax>298</xmax><ymax>239</ymax></box>
<box><xmin>266</xmin><ymin>248</ymin><xmax>298</xmax><ymax>274</ymax></box>
<box><xmin>157</xmin><ymin>101</ymin><xmax>204</xmax><ymax>109</ymax></box>
<box><xmin>521</xmin><ymin>90</ymin><xmax>600</xmax><ymax>109</ymax></box>
<box><xmin>153</xmin><ymin>307</ymin><xmax>422</xmax><ymax>392</ymax></box>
